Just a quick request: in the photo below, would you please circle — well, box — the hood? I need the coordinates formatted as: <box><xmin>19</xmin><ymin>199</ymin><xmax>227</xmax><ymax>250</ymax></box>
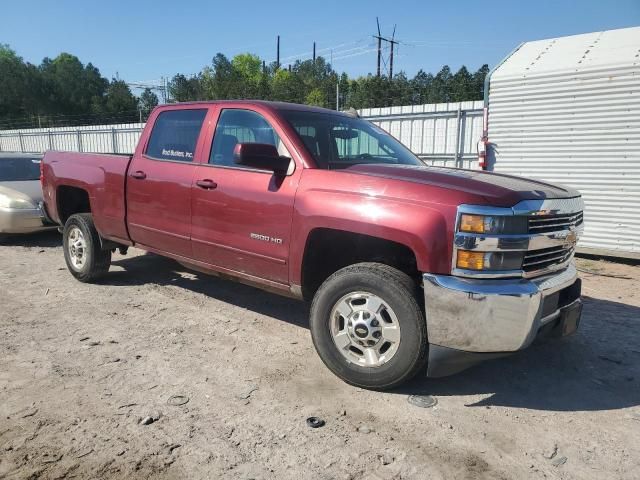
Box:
<box><xmin>0</xmin><ymin>180</ymin><xmax>43</xmax><ymax>206</ymax></box>
<box><xmin>346</xmin><ymin>164</ymin><xmax>579</xmax><ymax>206</ymax></box>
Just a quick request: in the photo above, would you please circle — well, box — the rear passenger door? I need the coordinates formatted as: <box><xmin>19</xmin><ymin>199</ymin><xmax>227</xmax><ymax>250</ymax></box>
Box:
<box><xmin>126</xmin><ymin>108</ymin><xmax>208</xmax><ymax>258</ymax></box>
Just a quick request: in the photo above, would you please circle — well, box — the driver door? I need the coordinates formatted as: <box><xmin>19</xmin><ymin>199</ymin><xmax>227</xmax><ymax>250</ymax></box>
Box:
<box><xmin>190</xmin><ymin>107</ymin><xmax>301</xmax><ymax>285</ymax></box>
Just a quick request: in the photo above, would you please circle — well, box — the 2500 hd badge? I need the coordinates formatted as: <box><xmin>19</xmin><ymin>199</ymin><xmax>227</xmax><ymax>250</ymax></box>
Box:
<box><xmin>250</xmin><ymin>232</ymin><xmax>283</xmax><ymax>244</ymax></box>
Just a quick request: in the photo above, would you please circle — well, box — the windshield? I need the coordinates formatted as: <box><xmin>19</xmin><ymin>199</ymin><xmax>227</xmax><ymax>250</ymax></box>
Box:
<box><xmin>281</xmin><ymin>110</ymin><xmax>424</xmax><ymax>170</ymax></box>
<box><xmin>0</xmin><ymin>157</ymin><xmax>41</xmax><ymax>181</ymax></box>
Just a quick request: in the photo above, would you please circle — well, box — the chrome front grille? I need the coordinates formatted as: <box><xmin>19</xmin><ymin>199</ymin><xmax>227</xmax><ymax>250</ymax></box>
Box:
<box><xmin>523</xmin><ymin>245</ymin><xmax>574</xmax><ymax>273</ymax></box>
<box><xmin>528</xmin><ymin>212</ymin><xmax>583</xmax><ymax>234</ymax></box>
<box><xmin>524</xmin><ymin>209</ymin><xmax>583</xmax><ymax>274</ymax></box>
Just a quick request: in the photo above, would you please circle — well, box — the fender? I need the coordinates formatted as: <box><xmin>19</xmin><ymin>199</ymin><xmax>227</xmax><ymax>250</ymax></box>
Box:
<box><xmin>289</xmin><ymin>169</ymin><xmax>464</xmax><ymax>285</ymax></box>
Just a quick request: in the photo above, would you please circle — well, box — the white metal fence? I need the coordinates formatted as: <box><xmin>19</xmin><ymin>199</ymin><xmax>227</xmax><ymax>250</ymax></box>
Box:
<box><xmin>0</xmin><ymin>101</ymin><xmax>484</xmax><ymax>167</ymax></box>
<box><xmin>359</xmin><ymin>101</ymin><xmax>484</xmax><ymax>169</ymax></box>
<box><xmin>0</xmin><ymin>123</ymin><xmax>144</xmax><ymax>155</ymax></box>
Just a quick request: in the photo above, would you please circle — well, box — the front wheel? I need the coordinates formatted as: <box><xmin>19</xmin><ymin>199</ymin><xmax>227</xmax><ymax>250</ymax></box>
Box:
<box><xmin>309</xmin><ymin>263</ymin><xmax>428</xmax><ymax>390</ymax></box>
<box><xmin>63</xmin><ymin>213</ymin><xmax>111</xmax><ymax>282</ymax></box>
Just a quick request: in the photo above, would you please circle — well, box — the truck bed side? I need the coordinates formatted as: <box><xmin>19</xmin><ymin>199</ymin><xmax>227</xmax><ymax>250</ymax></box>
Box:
<box><xmin>42</xmin><ymin>151</ymin><xmax>133</xmax><ymax>244</ymax></box>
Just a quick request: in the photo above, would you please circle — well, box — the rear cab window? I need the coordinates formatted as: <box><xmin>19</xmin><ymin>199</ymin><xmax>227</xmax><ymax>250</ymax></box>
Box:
<box><xmin>145</xmin><ymin>109</ymin><xmax>207</xmax><ymax>162</ymax></box>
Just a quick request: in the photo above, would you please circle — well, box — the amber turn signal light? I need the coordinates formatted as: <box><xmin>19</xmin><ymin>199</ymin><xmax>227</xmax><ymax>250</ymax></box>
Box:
<box><xmin>456</xmin><ymin>250</ymin><xmax>485</xmax><ymax>270</ymax></box>
<box><xmin>459</xmin><ymin>214</ymin><xmax>486</xmax><ymax>233</ymax></box>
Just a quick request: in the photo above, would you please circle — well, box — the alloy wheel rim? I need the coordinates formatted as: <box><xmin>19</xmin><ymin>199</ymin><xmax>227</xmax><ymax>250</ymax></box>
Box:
<box><xmin>329</xmin><ymin>291</ymin><xmax>401</xmax><ymax>368</ymax></box>
<box><xmin>67</xmin><ymin>226</ymin><xmax>87</xmax><ymax>270</ymax></box>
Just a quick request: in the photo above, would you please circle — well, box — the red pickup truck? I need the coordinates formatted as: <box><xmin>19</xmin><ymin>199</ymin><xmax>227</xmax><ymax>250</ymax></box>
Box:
<box><xmin>42</xmin><ymin>101</ymin><xmax>584</xmax><ymax>389</ymax></box>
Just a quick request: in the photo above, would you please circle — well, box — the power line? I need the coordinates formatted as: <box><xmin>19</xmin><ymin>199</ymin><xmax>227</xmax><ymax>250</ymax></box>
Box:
<box><xmin>127</xmin><ymin>78</ymin><xmax>168</xmax><ymax>103</ymax></box>
<box><xmin>331</xmin><ymin>46</ymin><xmax>379</xmax><ymax>62</ymax></box>
<box><xmin>276</xmin><ymin>38</ymin><xmax>369</xmax><ymax>66</ymax></box>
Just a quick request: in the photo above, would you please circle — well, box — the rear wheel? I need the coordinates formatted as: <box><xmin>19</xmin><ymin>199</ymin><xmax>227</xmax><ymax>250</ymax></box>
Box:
<box><xmin>310</xmin><ymin>262</ymin><xmax>428</xmax><ymax>390</ymax></box>
<box><xmin>63</xmin><ymin>213</ymin><xmax>111</xmax><ymax>282</ymax></box>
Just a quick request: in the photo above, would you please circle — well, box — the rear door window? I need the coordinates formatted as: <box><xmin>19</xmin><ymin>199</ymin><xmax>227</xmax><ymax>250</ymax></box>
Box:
<box><xmin>145</xmin><ymin>109</ymin><xmax>207</xmax><ymax>161</ymax></box>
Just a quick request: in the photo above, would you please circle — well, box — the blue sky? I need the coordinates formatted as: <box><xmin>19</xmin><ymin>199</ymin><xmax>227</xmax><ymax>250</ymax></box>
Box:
<box><xmin>3</xmin><ymin>0</ymin><xmax>639</xmax><ymax>87</ymax></box>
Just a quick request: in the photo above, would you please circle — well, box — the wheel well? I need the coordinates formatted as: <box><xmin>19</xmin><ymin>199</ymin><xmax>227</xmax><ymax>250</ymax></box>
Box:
<box><xmin>301</xmin><ymin>228</ymin><xmax>420</xmax><ymax>300</ymax></box>
<box><xmin>57</xmin><ymin>186</ymin><xmax>91</xmax><ymax>225</ymax></box>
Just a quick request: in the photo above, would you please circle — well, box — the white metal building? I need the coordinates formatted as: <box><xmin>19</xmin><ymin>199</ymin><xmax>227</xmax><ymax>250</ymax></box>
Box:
<box><xmin>485</xmin><ymin>26</ymin><xmax>640</xmax><ymax>259</ymax></box>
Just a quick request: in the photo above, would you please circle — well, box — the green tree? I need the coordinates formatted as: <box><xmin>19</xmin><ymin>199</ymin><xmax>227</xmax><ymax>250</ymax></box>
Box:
<box><xmin>346</xmin><ymin>75</ymin><xmax>392</xmax><ymax>109</ymax></box>
<box><xmin>139</xmin><ymin>88</ymin><xmax>159</xmax><ymax>118</ymax></box>
<box><xmin>1</xmin><ymin>43</ymin><xmax>490</xmax><ymax>128</ymax></box>
<box><xmin>201</xmin><ymin>53</ymin><xmax>235</xmax><ymax>99</ymax></box>
<box><xmin>430</xmin><ymin>65</ymin><xmax>453</xmax><ymax>103</ymax></box>
<box><xmin>305</xmin><ymin>88</ymin><xmax>326</xmax><ymax>107</ymax></box>
<box><xmin>102</xmin><ymin>79</ymin><xmax>138</xmax><ymax>121</ymax></box>
<box><xmin>270</xmin><ymin>69</ymin><xmax>305</xmax><ymax>104</ymax></box>
<box><xmin>450</xmin><ymin>66</ymin><xmax>473</xmax><ymax>102</ymax></box>
<box><xmin>168</xmin><ymin>73</ymin><xmax>202</xmax><ymax>102</ymax></box>
<box><xmin>411</xmin><ymin>70</ymin><xmax>434</xmax><ymax>104</ymax></box>
<box><xmin>40</xmin><ymin>53</ymin><xmax>108</xmax><ymax>115</ymax></box>
<box><xmin>0</xmin><ymin>45</ymin><xmax>30</xmax><ymax>121</ymax></box>
<box><xmin>390</xmin><ymin>72</ymin><xmax>413</xmax><ymax>106</ymax></box>
<box><xmin>231</xmin><ymin>53</ymin><xmax>262</xmax><ymax>98</ymax></box>
<box><xmin>473</xmin><ymin>64</ymin><xmax>490</xmax><ymax>99</ymax></box>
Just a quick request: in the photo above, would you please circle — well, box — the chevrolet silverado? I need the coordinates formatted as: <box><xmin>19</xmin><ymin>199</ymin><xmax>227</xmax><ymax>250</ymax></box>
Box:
<box><xmin>41</xmin><ymin>101</ymin><xmax>584</xmax><ymax>389</ymax></box>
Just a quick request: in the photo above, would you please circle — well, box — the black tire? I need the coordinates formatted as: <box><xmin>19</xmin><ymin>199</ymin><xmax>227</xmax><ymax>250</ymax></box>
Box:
<box><xmin>63</xmin><ymin>213</ymin><xmax>111</xmax><ymax>282</ymax></box>
<box><xmin>310</xmin><ymin>262</ymin><xmax>428</xmax><ymax>390</ymax></box>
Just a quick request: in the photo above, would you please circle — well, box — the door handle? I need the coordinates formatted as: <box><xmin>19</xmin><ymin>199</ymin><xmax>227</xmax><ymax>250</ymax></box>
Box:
<box><xmin>131</xmin><ymin>170</ymin><xmax>147</xmax><ymax>180</ymax></box>
<box><xmin>196</xmin><ymin>179</ymin><xmax>217</xmax><ymax>190</ymax></box>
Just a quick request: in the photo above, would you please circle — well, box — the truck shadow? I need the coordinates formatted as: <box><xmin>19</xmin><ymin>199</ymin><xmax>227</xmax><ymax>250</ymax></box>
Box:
<box><xmin>0</xmin><ymin>230</ymin><xmax>61</xmax><ymax>248</ymax></box>
<box><xmin>399</xmin><ymin>296</ymin><xmax>640</xmax><ymax>412</ymax></box>
<box><xmin>107</xmin><ymin>253</ymin><xmax>310</xmax><ymax>328</ymax></box>
<box><xmin>107</xmin><ymin>253</ymin><xmax>639</xmax><ymax>412</ymax></box>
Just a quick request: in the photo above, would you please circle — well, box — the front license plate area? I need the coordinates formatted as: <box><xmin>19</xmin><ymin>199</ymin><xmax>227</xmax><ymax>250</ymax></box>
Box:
<box><xmin>559</xmin><ymin>300</ymin><xmax>583</xmax><ymax>337</ymax></box>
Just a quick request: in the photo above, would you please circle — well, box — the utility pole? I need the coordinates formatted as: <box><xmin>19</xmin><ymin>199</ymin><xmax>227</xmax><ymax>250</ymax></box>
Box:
<box><xmin>276</xmin><ymin>35</ymin><xmax>280</xmax><ymax>70</ymax></box>
<box><xmin>313</xmin><ymin>42</ymin><xmax>316</xmax><ymax>62</ymax></box>
<box><xmin>374</xmin><ymin>17</ymin><xmax>382</xmax><ymax>77</ymax></box>
<box><xmin>373</xmin><ymin>19</ymin><xmax>400</xmax><ymax>79</ymax></box>
<box><xmin>163</xmin><ymin>76</ymin><xmax>168</xmax><ymax>103</ymax></box>
<box><xmin>389</xmin><ymin>25</ymin><xmax>398</xmax><ymax>79</ymax></box>
<box><xmin>336</xmin><ymin>82</ymin><xmax>340</xmax><ymax>111</ymax></box>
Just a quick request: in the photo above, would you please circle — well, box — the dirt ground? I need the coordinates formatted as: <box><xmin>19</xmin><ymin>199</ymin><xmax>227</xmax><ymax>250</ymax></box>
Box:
<box><xmin>1</xmin><ymin>232</ymin><xmax>639</xmax><ymax>480</ymax></box>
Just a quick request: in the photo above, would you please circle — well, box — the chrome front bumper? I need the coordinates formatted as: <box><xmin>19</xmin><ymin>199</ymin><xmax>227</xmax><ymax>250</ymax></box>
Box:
<box><xmin>423</xmin><ymin>264</ymin><xmax>582</xmax><ymax>376</ymax></box>
<box><xmin>0</xmin><ymin>205</ymin><xmax>55</xmax><ymax>234</ymax></box>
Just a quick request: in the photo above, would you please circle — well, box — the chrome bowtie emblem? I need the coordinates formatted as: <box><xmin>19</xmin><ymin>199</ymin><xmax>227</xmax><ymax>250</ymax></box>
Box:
<box><xmin>563</xmin><ymin>228</ymin><xmax>578</xmax><ymax>248</ymax></box>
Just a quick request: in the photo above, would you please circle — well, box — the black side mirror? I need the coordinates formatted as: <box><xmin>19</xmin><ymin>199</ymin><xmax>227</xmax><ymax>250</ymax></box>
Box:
<box><xmin>233</xmin><ymin>143</ymin><xmax>290</xmax><ymax>175</ymax></box>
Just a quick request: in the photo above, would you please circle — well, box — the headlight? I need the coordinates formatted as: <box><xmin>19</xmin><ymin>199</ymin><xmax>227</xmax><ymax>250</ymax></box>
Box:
<box><xmin>459</xmin><ymin>214</ymin><xmax>527</xmax><ymax>235</ymax></box>
<box><xmin>0</xmin><ymin>193</ymin><xmax>36</xmax><ymax>209</ymax></box>
<box><xmin>456</xmin><ymin>250</ymin><xmax>524</xmax><ymax>271</ymax></box>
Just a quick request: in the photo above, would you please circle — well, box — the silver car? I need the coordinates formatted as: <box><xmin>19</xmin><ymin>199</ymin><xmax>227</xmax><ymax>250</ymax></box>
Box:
<box><xmin>0</xmin><ymin>153</ymin><xmax>57</xmax><ymax>236</ymax></box>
